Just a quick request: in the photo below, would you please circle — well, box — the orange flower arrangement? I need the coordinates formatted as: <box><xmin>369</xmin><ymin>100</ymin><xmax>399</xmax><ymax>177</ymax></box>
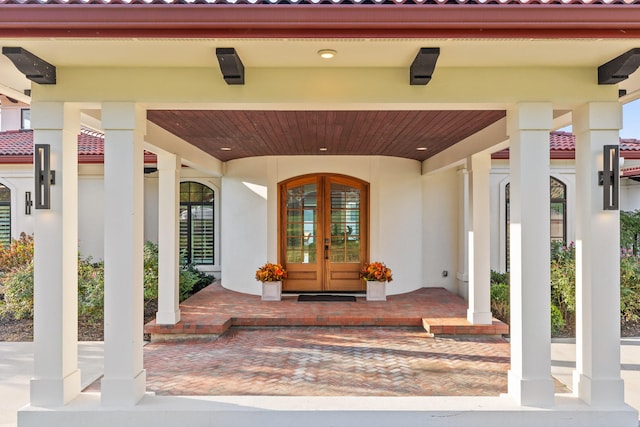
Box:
<box><xmin>255</xmin><ymin>262</ymin><xmax>288</xmax><ymax>282</ymax></box>
<box><xmin>360</xmin><ymin>261</ymin><xmax>393</xmax><ymax>283</ymax></box>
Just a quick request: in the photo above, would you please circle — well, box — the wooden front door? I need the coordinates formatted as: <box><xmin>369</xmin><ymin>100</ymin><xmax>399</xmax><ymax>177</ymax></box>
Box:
<box><xmin>279</xmin><ymin>174</ymin><xmax>369</xmax><ymax>292</ymax></box>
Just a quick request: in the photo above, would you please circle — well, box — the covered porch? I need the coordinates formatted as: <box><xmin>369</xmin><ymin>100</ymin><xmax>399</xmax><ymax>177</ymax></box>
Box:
<box><xmin>1</xmin><ymin>2</ymin><xmax>638</xmax><ymax>426</ymax></box>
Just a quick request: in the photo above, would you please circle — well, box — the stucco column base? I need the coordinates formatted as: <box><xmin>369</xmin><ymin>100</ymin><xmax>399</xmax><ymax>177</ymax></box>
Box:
<box><xmin>574</xmin><ymin>372</ymin><xmax>625</xmax><ymax>407</ymax></box>
<box><xmin>508</xmin><ymin>371</ymin><xmax>555</xmax><ymax>407</ymax></box>
<box><xmin>29</xmin><ymin>369</ymin><xmax>81</xmax><ymax>407</ymax></box>
<box><xmin>156</xmin><ymin>310</ymin><xmax>181</xmax><ymax>325</ymax></box>
<box><xmin>101</xmin><ymin>370</ymin><xmax>147</xmax><ymax>407</ymax></box>
<box><xmin>467</xmin><ymin>310</ymin><xmax>493</xmax><ymax>325</ymax></box>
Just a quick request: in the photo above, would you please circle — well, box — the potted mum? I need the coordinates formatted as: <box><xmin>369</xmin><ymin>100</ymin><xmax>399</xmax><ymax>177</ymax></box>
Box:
<box><xmin>255</xmin><ymin>262</ymin><xmax>287</xmax><ymax>301</ymax></box>
<box><xmin>360</xmin><ymin>261</ymin><xmax>393</xmax><ymax>301</ymax></box>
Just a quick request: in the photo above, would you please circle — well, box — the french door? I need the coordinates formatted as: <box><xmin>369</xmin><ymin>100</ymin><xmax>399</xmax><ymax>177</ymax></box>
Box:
<box><xmin>279</xmin><ymin>174</ymin><xmax>369</xmax><ymax>292</ymax></box>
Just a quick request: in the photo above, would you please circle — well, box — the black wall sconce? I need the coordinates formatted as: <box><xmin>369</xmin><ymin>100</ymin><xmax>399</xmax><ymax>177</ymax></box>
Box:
<box><xmin>2</xmin><ymin>47</ymin><xmax>56</xmax><ymax>85</ymax></box>
<box><xmin>598</xmin><ymin>48</ymin><xmax>640</xmax><ymax>85</ymax></box>
<box><xmin>34</xmin><ymin>144</ymin><xmax>55</xmax><ymax>209</ymax></box>
<box><xmin>599</xmin><ymin>145</ymin><xmax>620</xmax><ymax>211</ymax></box>
<box><xmin>410</xmin><ymin>47</ymin><xmax>440</xmax><ymax>86</ymax></box>
<box><xmin>25</xmin><ymin>192</ymin><xmax>32</xmax><ymax>215</ymax></box>
<box><xmin>216</xmin><ymin>48</ymin><xmax>244</xmax><ymax>85</ymax></box>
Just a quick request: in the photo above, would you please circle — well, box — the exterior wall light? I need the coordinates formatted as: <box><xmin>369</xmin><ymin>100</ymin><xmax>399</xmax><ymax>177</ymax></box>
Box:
<box><xmin>34</xmin><ymin>144</ymin><xmax>55</xmax><ymax>209</ymax></box>
<box><xmin>25</xmin><ymin>191</ymin><xmax>32</xmax><ymax>215</ymax></box>
<box><xmin>599</xmin><ymin>145</ymin><xmax>620</xmax><ymax>211</ymax></box>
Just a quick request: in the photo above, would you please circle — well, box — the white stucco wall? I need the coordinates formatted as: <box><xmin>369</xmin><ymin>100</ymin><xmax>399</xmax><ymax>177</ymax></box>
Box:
<box><xmin>422</xmin><ymin>167</ymin><xmax>459</xmax><ymax>294</ymax></box>
<box><xmin>0</xmin><ymin>107</ymin><xmax>22</xmax><ymax>131</ymax></box>
<box><xmin>221</xmin><ymin>155</ymin><xmax>424</xmax><ymax>296</ymax></box>
<box><xmin>78</xmin><ymin>166</ymin><xmax>105</xmax><ymax>259</ymax></box>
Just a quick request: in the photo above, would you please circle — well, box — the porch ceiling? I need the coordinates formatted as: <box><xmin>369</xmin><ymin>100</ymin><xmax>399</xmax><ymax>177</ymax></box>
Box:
<box><xmin>146</xmin><ymin>109</ymin><xmax>505</xmax><ymax>162</ymax></box>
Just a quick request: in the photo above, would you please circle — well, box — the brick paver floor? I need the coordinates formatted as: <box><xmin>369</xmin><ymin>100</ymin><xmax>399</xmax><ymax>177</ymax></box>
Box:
<box><xmin>142</xmin><ymin>327</ymin><xmax>510</xmax><ymax>396</ymax></box>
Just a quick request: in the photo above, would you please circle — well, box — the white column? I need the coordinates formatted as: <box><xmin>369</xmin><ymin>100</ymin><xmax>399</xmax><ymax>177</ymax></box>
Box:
<box><xmin>457</xmin><ymin>167</ymin><xmax>470</xmax><ymax>300</ymax></box>
<box><xmin>467</xmin><ymin>153</ymin><xmax>493</xmax><ymax>325</ymax></box>
<box><xmin>101</xmin><ymin>102</ymin><xmax>146</xmax><ymax>406</ymax></box>
<box><xmin>156</xmin><ymin>152</ymin><xmax>181</xmax><ymax>325</ymax></box>
<box><xmin>573</xmin><ymin>102</ymin><xmax>625</xmax><ymax>406</ymax></box>
<box><xmin>506</xmin><ymin>102</ymin><xmax>554</xmax><ymax>407</ymax></box>
<box><xmin>30</xmin><ymin>102</ymin><xmax>81</xmax><ymax>406</ymax></box>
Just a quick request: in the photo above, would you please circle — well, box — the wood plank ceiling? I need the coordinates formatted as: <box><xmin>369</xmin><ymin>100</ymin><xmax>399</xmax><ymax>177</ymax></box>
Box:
<box><xmin>147</xmin><ymin>110</ymin><xmax>506</xmax><ymax>162</ymax></box>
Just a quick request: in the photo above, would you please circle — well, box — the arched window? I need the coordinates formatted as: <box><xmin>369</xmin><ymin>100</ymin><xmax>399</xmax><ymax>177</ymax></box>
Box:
<box><xmin>0</xmin><ymin>184</ymin><xmax>10</xmax><ymax>247</ymax></box>
<box><xmin>179</xmin><ymin>181</ymin><xmax>214</xmax><ymax>265</ymax></box>
<box><xmin>505</xmin><ymin>177</ymin><xmax>567</xmax><ymax>270</ymax></box>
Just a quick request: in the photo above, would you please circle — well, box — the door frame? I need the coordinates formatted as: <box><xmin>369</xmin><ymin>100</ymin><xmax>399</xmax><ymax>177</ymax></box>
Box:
<box><xmin>278</xmin><ymin>173</ymin><xmax>370</xmax><ymax>292</ymax></box>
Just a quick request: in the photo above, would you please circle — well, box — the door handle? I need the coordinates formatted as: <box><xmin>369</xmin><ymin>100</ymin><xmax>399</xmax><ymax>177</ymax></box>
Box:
<box><xmin>324</xmin><ymin>238</ymin><xmax>329</xmax><ymax>260</ymax></box>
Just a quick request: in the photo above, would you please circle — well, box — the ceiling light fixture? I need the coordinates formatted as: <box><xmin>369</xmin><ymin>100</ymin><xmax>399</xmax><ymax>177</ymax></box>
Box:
<box><xmin>220</xmin><ymin>147</ymin><xmax>232</xmax><ymax>151</ymax></box>
<box><xmin>416</xmin><ymin>147</ymin><xmax>428</xmax><ymax>151</ymax></box>
<box><xmin>318</xmin><ymin>49</ymin><xmax>337</xmax><ymax>59</ymax></box>
<box><xmin>319</xmin><ymin>147</ymin><xmax>328</xmax><ymax>151</ymax></box>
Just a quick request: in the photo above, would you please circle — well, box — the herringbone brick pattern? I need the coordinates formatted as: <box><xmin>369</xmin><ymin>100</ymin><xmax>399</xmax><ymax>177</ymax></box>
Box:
<box><xmin>142</xmin><ymin>327</ymin><xmax>510</xmax><ymax>396</ymax></box>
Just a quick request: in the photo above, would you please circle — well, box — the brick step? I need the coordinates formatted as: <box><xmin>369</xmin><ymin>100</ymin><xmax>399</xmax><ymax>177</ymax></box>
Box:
<box><xmin>146</xmin><ymin>315</ymin><xmax>508</xmax><ymax>341</ymax></box>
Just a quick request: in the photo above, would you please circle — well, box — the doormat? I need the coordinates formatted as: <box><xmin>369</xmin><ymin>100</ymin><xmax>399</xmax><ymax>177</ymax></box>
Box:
<box><xmin>297</xmin><ymin>295</ymin><xmax>357</xmax><ymax>302</ymax></box>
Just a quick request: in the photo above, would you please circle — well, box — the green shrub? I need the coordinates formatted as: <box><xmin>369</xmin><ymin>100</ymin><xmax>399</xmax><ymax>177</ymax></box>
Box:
<box><xmin>0</xmin><ymin>233</ymin><xmax>34</xmax><ymax>274</ymax></box>
<box><xmin>550</xmin><ymin>242</ymin><xmax>576</xmax><ymax>328</ymax></box>
<box><xmin>490</xmin><ymin>282</ymin><xmax>510</xmax><ymax>324</ymax></box>
<box><xmin>490</xmin><ymin>270</ymin><xmax>509</xmax><ymax>286</ymax></box>
<box><xmin>620</xmin><ymin>252</ymin><xmax>640</xmax><ymax>323</ymax></box>
<box><xmin>179</xmin><ymin>268</ymin><xmax>198</xmax><ymax>301</ymax></box>
<box><xmin>183</xmin><ymin>264</ymin><xmax>214</xmax><ymax>295</ymax></box>
<box><xmin>78</xmin><ymin>258</ymin><xmax>104</xmax><ymax>322</ymax></box>
<box><xmin>0</xmin><ymin>261</ymin><xmax>34</xmax><ymax>319</ymax></box>
<box><xmin>143</xmin><ymin>242</ymin><xmax>214</xmax><ymax>304</ymax></box>
<box><xmin>143</xmin><ymin>241</ymin><xmax>160</xmax><ymax>301</ymax></box>
<box><xmin>621</xmin><ymin>210</ymin><xmax>640</xmax><ymax>255</ymax></box>
<box><xmin>550</xmin><ymin>303</ymin><xmax>565</xmax><ymax>335</ymax></box>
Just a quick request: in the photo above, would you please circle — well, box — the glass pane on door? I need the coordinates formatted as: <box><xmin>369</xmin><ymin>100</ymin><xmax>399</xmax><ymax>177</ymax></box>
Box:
<box><xmin>286</xmin><ymin>183</ymin><xmax>317</xmax><ymax>263</ymax></box>
<box><xmin>330</xmin><ymin>184</ymin><xmax>361</xmax><ymax>263</ymax></box>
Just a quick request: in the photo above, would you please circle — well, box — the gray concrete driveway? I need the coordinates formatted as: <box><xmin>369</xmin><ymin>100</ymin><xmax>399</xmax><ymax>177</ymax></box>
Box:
<box><xmin>0</xmin><ymin>342</ymin><xmax>104</xmax><ymax>427</ymax></box>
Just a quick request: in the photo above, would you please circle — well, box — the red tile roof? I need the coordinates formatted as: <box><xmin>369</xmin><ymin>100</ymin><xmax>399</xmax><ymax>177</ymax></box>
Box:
<box><xmin>0</xmin><ymin>128</ymin><xmax>157</xmax><ymax>164</ymax></box>
<box><xmin>0</xmin><ymin>2</ymin><xmax>639</xmax><ymax>39</ymax></box>
<box><xmin>492</xmin><ymin>131</ymin><xmax>640</xmax><ymax>160</ymax></box>
<box><xmin>0</xmin><ymin>0</ymin><xmax>637</xmax><ymax>4</ymax></box>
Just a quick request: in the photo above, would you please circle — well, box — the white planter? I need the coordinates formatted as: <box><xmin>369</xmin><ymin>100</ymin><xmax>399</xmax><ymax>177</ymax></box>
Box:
<box><xmin>261</xmin><ymin>281</ymin><xmax>282</xmax><ymax>301</ymax></box>
<box><xmin>366</xmin><ymin>281</ymin><xmax>387</xmax><ymax>301</ymax></box>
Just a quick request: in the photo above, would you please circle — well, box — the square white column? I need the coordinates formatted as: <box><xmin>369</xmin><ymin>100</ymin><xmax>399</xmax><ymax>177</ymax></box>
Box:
<box><xmin>456</xmin><ymin>167</ymin><xmax>470</xmax><ymax>300</ymax></box>
<box><xmin>155</xmin><ymin>152</ymin><xmax>181</xmax><ymax>325</ymax></box>
<box><xmin>29</xmin><ymin>102</ymin><xmax>81</xmax><ymax>407</ymax></box>
<box><xmin>506</xmin><ymin>102</ymin><xmax>554</xmax><ymax>407</ymax></box>
<box><xmin>467</xmin><ymin>153</ymin><xmax>493</xmax><ymax>324</ymax></box>
<box><xmin>100</xmin><ymin>102</ymin><xmax>147</xmax><ymax>406</ymax></box>
<box><xmin>573</xmin><ymin>102</ymin><xmax>625</xmax><ymax>406</ymax></box>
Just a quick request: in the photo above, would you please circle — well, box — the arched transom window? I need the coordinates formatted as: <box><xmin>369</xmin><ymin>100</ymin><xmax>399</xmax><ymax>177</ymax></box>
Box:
<box><xmin>179</xmin><ymin>181</ymin><xmax>214</xmax><ymax>266</ymax></box>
